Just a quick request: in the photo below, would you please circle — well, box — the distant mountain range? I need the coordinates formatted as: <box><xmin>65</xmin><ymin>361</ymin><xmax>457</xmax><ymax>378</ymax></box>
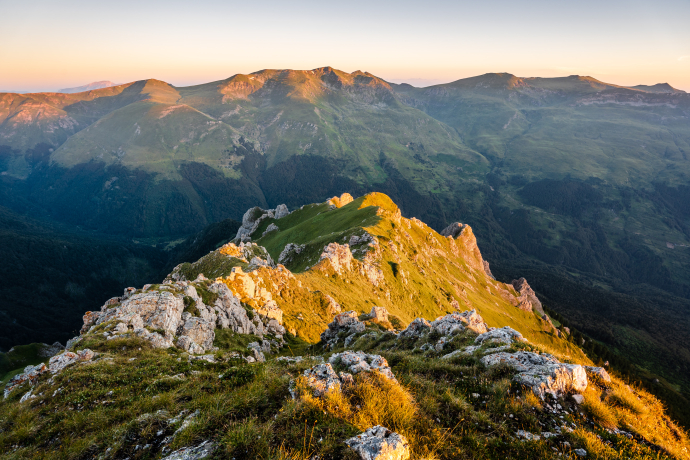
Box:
<box><xmin>1</xmin><ymin>68</ymin><xmax>690</xmax><ymax>404</ymax></box>
<box><xmin>57</xmin><ymin>80</ymin><xmax>118</xmax><ymax>93</ymax></box>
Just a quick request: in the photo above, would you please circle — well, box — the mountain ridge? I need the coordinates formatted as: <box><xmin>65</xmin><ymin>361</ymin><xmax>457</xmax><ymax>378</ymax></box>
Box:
<box><xmin>0</xmin><ymin>192</ymin><xmax>688</xmax><ymax>460</ymax></box>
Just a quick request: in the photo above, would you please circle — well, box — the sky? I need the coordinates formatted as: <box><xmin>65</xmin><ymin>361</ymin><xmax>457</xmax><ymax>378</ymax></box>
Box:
<box><xmin>1</xmin><ymin>0</ymin><xmax>689</xmax><ymax>92</ymax></box>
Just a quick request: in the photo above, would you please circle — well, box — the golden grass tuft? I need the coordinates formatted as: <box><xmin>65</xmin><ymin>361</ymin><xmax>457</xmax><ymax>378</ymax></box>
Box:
<box><xmin>582</xmin><ymin>387</ymin><xmax>618</xmax><ymax>430</ymax></box>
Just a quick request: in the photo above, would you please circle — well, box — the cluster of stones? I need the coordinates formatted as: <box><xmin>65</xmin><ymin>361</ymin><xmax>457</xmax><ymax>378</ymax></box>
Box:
<box><xmin>79</xmin><ymin>277</ymin><xmax>285</xmax><ymax>357</ymax></box>
<box><xmin>5</xmin><ymin>349</ymin><xmax>96</xmax><ymax>399</ymax></box>
<box><xmin>345</xmin><ymin>426</ymin><xmax>410</xmax><ymax>460</ymax></box>
<box><xmin>235</xmin><ymin>204</ymin><xmax>290</xmax><ymax>242</ymax></box>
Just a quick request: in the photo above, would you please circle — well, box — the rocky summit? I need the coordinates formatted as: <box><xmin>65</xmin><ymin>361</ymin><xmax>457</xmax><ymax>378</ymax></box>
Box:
<box><xmin>0</xmin><ymin>192</ymin><xmax>688</xmax><ymax>460</ymax></box>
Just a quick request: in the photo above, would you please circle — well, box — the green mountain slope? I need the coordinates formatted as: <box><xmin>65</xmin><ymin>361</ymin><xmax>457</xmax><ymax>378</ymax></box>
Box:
<box><xmin>1</xmin><ymin>68</ymin><xmax>690</xmax><ymax>420</ymax></box>
<box><xmin>1</xmin><ymin>192</ymin><xmax>688</xmax><ymax>460</ymax></box>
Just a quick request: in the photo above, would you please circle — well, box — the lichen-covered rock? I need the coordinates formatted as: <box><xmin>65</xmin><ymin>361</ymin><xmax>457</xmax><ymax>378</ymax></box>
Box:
<box><xmin>82</xmin><ymin>291</ymin><xmax>184</xmax><ymax>338</ymax></box>
<box><xmin>49</xmin><ymin>349</ymin><xmax>96</xmax><ymax>374</ymax></box>
<box><xmin>247</xmin><ymin>342</ymin><xmax>266</xmax><ymax>363</ymax></box>
<box><xmin>298</xmin><ymin>363</ymin><xmax>343</xmax><ymax>397</ymax></box>
<box><xmin>481</xmin><ymin>352</ymin><xmax>587</xmax><ymax>398</ymax></box>
<box><xmin>329</xmin><ymin>351</ymin><xmax>397</xmax><ymax>382</ymax></box>
<box><xmin>345</xmin><ymin>426</ymin><xmax>410</xmax><ymax>460</ymax></box>
<box><xmin>431</xmin><ymin>310</ymin><xmax>489</xmax><ymax>336</ymax></box>
<box><xmin>397</xmin><ymin>318</ymin><xmax>431</xmax><ymax>339</ymax></box>
<box><xmin>475</xmin><ymin>326</ymin><xmax>525</xmax><ymax>345</ymax></box>
<box><xmin>324</xmin><ymin>294</ymin><xmax>342</xmax><ymax>316</ymax></box>
<box><xmin>321</xmin><ymin>311</ymin><xmax>366</xmax><ymax>346</ymax></box>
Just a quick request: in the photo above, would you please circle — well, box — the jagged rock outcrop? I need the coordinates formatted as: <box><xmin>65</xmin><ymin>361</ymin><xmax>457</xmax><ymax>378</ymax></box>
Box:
<box><xmin>511</xmin><ymin>278</ymin><xmax>544</xmax><ymax>315</ymax></box>
<box><xmin>321</xmin><ymin>311</ymin><xmax>365</xmax><ymax>348</ymax></box>
<box><xmin>5</xmin><ymin>349</ymin><xmax>96</xmax><ymax>398</ymax></box>
<box><xmin>345</xmin><ymin>426</ymin><xmax>410</xmax><ymax>460</ymax></box>
<box><xmin>278</xmin><ymin>243</ymin><xmax>304</xmax><ymax>265</ymax></box>
<box><xmin>368</xmin><ymin>306</ymin><xmax>389</xmax><ymax>322</ymax></box>
<box><xmin>327</xmin><ymin>193</ymin><xmax>354</xmax><ymax>209</ymax></box>
<box><xmin>262</xmin><ymin>223</ymin><xmax>279</xmax><ymax>237</ymax></box>
<box><xmin>223</xmin><ymin>267</ymin><xmax>284</xmax><ymax>323</ymax></box>
<box><xmin>80</xmin><ymin>279</ymin><xmax>284</xmax><ymax>355</ymax></box>
<box><xmin>329</xmin><ymin>351</ymin><xmax>397</xmax><ymax>382</ymax></box>
<box><xmin>481</xmin><ymin>352</ymin><xmax>588</xmax><ymax>398</ymax></box>
<box><xmin>319</xmin><ymin>242</ymin><xmax>354</xmax><ymax>274</ymax></box>
<box><xmin>235</xmin><ymin>204</ymin><xmax>290</xmax><ymax>241</ymax></box>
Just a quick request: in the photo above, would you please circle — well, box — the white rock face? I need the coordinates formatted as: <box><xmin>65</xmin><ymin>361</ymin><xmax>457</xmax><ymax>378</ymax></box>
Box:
<box><xmin>329</xmin><ymin>351</ymin><xmax>397</xmax><ymax>382</ymax></box>
<box><xmin>345</xmin><ymin>426</ymin><xmax>410</xmax><ymax>460</ymax></box>
<box><xmin>481</xmin><ymin>352</ymin><xmax>588</xmax><ymax>398</ymax></box>
<box><xmin>475</xmin><ymin>326</ymin><xmax>525</xmax><ymax>345</ymax></box>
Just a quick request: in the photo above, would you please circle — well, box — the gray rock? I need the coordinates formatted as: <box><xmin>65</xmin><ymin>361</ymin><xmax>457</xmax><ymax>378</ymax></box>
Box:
<box><xmin>574</xmin><ymin>448</ymin><xmax>587</xmax><ymax>457</ymax></box>
<box><xmin>176</xmin><ymin>316</ymin><xmax>215</xmax><ymax>353</ymax></box>
<box><xmin>572</xmin><ymin>394</ymin><xmax>585</xmax><ymax>404</ymax></box>
<box><xmin>345</xmin><ymin>425</ymin><xmax>410</xmax><ymax>460</ymax></box>
<box><xmin>329</xmin><ymin>351</ymin><xmax>397</xmax><ymax>382</ymax></box>
<box><xmin>440</xmin><ymin>222</ymin><xmax>467</xmax><ymax>239</ymax></box>
<box><xmin>247</xmin><ymin>342</ymin><xmax>266</xmax><ymax>362</ymax></box>
<box><xmin>278</xmin><ymin>243</ymin><xmax>305</xmax><ymax>265</ymax></box>
<box><xmin>481</xmin><ymin>351</ymin><xmax>588</xmax><ymax>398</ymax></box>
<box><xmin>397</xmin><ymin>318</ymin><xmax>431</xmax><ymax>339</ymax></box>
<box><xmin>475</xmin><ymin>326</ymin><xmax>525</xmax><ymax>345</ymax></box>
<box><xmin>321</xmin><ymin>311</ymin><xmax>366</xmax><ymax>347</ymax></box>
<box><xmin>262</xmin><ymin>223</ymin><xmax>280</xmax><ymax>237</ymax></box>
<box><xmin>299</xmin><ymin>363</ymin><xmax>343</xmax><ymax>397</ymax></box>
<box><xmin>431</xmin><ymin>310</ymin><xmax>488</xmax><ymax>336</ymax></box>
<box><xmin>161</xmin><ymin>441</ymin><xmax>215</xmax><ymax>460</ymax></box>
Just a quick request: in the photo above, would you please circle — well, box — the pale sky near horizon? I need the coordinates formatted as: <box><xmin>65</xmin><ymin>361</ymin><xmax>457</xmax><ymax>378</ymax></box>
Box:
<box><xmin>1</xmin><ymin>0</ymin><xmax>689</xmax><ymax>92</ymax></box>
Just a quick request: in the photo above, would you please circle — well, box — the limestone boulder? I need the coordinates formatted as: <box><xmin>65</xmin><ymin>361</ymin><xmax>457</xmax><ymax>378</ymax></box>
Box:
<box><xmin>585</xmin><ymin>366</ymin><xmax>612</xmax><ymax>383</ymax></box>
<box><xmin>298</xmin><ymin>363</ymin><xmax>343</xmax><ymax>397</ymax></box>
<box><xmin>329</xmin><ymin>351</ymin><xmax>397</xmax><ymax>382</ymax></box>
<box><xmin>345</xmin><ymin>426</ymin><xmax>410</xmax><ymax>460</ymax></box>
<box><xmin>475</xmin><ymin>326</ymin><xmax>525</xmax><ymax>345</ymax></box>
<box><xmin>176</xmin><ymin>315</ymin><xmax>215</xmax><ymax>353</ymax></box>
<box><xmin>397</xmin><ymin>318</ymin><xmax>431</xmax><ymax>339</ymax></box>
<box><xmin>481</xmin><ymin>351</ymin><xmax>588</xmax><ymax>398</ymax></box>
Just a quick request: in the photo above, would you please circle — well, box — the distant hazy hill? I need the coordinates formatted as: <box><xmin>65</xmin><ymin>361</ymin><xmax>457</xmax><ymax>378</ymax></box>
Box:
<box><xmin>629</xmin><ymin>83</ymin><xmax>686</xmax><ymax>93</ymax></box>
<box><xmin>57</xmin><ymin>80</ymin><xmax>118</xmax><ymax>93</ymax></box>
